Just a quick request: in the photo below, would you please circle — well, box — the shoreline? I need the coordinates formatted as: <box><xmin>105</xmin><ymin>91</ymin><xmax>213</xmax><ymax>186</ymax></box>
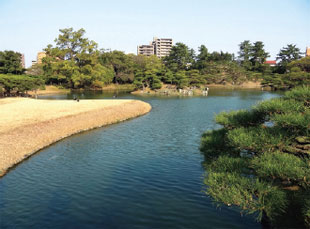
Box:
<box><xmin>0</xmin><ymin>98</ymin><xmax>151</xmax><ymax>177</ymax></box>
<box><xmin>28</xmin><ymin>81</ymin><xmax>266</xmax><ymax>97</ymax></box>
<box><xmin>28</xmin><ymin>85</ymin><xmax>70</xmax><ymax>96</ymax></box>
<box><xmin>132</xmin><ymin>81</ymin><xmax>265</xmax><ymax>96</ymax></box>
<box><xmin>29</xmin><ymin>84</ymin><xmax>136</xmax><ymax>97</ymax></box>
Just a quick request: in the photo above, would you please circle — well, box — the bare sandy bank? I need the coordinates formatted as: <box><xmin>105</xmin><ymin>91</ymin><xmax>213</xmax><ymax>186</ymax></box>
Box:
<box><xmin>0</xmin><ymin>98</ymin><xmax>151</xmax><ymax>177</ymax></box>
<box><xmin>28</xmin><ymin>85</ymin><xmax>69</xmax><ymax>96</ymax></box>
<box><xmin>28</xmin><ymin>84</ymin><xmax>135</xmax><ymax>97</ymax></box>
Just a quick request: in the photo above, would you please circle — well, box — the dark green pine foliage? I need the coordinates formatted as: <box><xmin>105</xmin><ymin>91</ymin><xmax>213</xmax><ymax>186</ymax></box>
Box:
<box><xmin>0</xmin><ymin>74</ymin><xmax>44</xmax><ymax>96</ymax></box>
<box><xmin>262</xmin><ymin>57</ymin><xmax>310</xmax><ymax>90</ymax></box>
<box><xmin>0</xmin><ymin>51</ymin><xmax>24</xmax><ymax>74</ymax></box>
<box><xmin>200</xmin><ymin>86</ymin><xmax>310</xmax><ymax>228</ymax></box>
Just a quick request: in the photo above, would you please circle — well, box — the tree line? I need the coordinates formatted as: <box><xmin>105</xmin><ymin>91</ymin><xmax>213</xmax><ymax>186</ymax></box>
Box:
<box><xmin>38</xmin><ymin>28</ymin><xmax>267</xmax><ymax>89</ymax></box>
<box><xmin>1</xmin><ymin>27</ymin><xmax>309</xmax><ymax>96</ymax></box>
<box><xmin>39</xmin><ymin>28</ymin><xmax>310</xmax><ymax>90</ymax></box>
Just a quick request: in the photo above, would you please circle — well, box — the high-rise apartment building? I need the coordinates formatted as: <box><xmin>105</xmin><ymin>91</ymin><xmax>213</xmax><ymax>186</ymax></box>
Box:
<box><xmin>306</xmin><ymin>47</ymin><xmax>310</xmax><ymax>57</ymax></box>
<box><xmin>137</xmin><ymin>44</ymin><xmax>154</xmax><ymax>56</ymax></box>
<box><xmin>37</xmin><ymin>51</ymin><xmax>46</xmax><ymax>64</ymax></box>
<box><xmin>137</xmin><ymin>37</ymin><xmax>173</xmax><ymax>58</ymax></box>
<box><xmin>152</xmin><ymin>37</ymin><xmax>173</xmax><ymax>58</ymax></box>
<box><xmin>21</xmin><ymin>54</ymin><xmax>25</xmax><ymax>68</ymax></box>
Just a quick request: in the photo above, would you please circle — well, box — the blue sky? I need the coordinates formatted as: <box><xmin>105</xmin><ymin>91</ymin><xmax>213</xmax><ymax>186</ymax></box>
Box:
<box><xmin>0</xmin><ymin>0</ymin><xmax>309</xmax><ymax>67</ymax></box>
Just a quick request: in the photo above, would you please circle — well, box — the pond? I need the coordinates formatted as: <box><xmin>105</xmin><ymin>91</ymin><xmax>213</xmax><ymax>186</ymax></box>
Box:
<box><xmin>0</xmin><ymin>89</ymin><xmax>281</xmax><ymax>228</ymax></box>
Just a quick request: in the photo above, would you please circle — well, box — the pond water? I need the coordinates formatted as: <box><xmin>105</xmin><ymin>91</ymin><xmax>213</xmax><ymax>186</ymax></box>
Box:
<box><xmin>0</xmin><ymin>89</ymin><xmax>281</xmax><ymax>228</ymax></box>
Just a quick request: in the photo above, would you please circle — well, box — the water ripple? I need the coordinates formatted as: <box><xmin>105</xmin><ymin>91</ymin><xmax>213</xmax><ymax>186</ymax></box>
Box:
<box><xmin>0</xmin><ymin>90</ymin><xmax>280</xmax><ymax>228</ymax></box>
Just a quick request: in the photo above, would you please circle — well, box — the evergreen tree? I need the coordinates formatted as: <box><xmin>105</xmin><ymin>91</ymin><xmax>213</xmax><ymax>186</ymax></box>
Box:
<box><xmin>0</xmin><ymin>74</ymin><xmax>44</xmax><ymax>96</ymax></box>
<box><xmin>277</xmin><ymin>44</ymin><xmax>302</xmax><ymax>73</ymax></box>
<box><xmin>133</xmin><ymin>55</ymin><xmax>163</xmax><ymax>90</ymax></box>
<box><xmin>99</xmin><ymin>50</ymin><xmax>134</xmax><ymax>84</ymax></box>
<box><xmin>164</xmin><ymin>43</ymin><xmax>195</xmax><ymax>71</ymax></box>
<box><xmin>238</xmin><ymin>40</ymin><xmax>252</xmax><ymax>70</ymax></box>
<box><xmin>195</xmin><ymin>45</ymin><xmax>210</xmax><ymax>70</ymax></box>
<box><xmin>43</xmin><ymin>28</ymin><xmax>114</xmax><ymax>88</ymax></box>
<box><xmin>0</xmin><ymin>51</ymin><xmax>24</xmax><ymax>74</ymax></box>
<box><xmin>288</xmin><ymin>56</ymin><xmax>310</xmax><ymax>73</ymax></box>
<box><xmin>250</xmin><ymin>41</ymin><xmax>270</xmax><ymax>72</ymax></box>
<box><xmin>208</xmin><ymin>51</ymin><xmax>233</xmax><ymax>62</ymax></box>
<box><xmin>262</xmin><ymin>57</ymin><xmax>310</xmax><ymax>89</ymax></box>
<box><xmin>200</xmin><ymin>86</ymin><xmax>310</xmax><ymax>228</ymax></box>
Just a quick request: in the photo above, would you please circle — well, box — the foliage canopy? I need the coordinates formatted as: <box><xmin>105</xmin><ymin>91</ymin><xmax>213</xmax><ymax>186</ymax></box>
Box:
<box><xmin>200</xmin><ymin>86</ymin><xmax>310</xmax><ymax>227</ymax></box>
<box><xmin>38</xmin><ymin>28</ymin><xmax>271</xmax><ymax>90</ymax></box>
<box><xmin>0</xmin><ymin>51</ymin><xmax>24</xmax><ymax>74</ymax></box>
<box><xmin>0</xmin><ymin>74</ymin><xmax>44</xmax><ymax>96</ymax></box>
<box><xmin>1</xmin><ymin>28</ymin><xmax>306</xmax><ymax>91</ymax></box>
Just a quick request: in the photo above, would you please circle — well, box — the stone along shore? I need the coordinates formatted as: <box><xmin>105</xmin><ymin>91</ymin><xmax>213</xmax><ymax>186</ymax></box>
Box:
<box><xmin>0</xmin><ymin>98</ymin><xmax>152</xmax><ymax>177</ymax></box>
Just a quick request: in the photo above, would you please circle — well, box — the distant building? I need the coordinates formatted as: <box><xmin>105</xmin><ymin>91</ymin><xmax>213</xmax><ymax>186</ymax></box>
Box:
<box><xmin>31</xmin><ymin>60</ymin><xmax>37</xmax><ymax>66</ymax></box>
<box><xmin>21</xmin><ymin>54</ymin><xmax>25</xmax><ymax>68</ymax></box>
<box><xmin>152</xmin><ymin>37</ymin><xmax>173</xmax><ymax>58</ymax></box>
<box><xmin>264</xmin><ymin>60</ymin><xmax>276</xmax><ymax>67</ymax></box>
<box><xmin>137</xmin><ymin>44</ymin><xmax>154</xmax><ymax>56</ymax></box>
<box><xmin>37</xmin><ymin>51</ymin><xmax>46</xmax><ymax>64</ymax></box>
<box><xmin>306</xmin><ymin>47</ymin><xmax>310</xmax><ymax>57</ymax></box>
<box><xmin>137</xmin><ymin>37</ymin><xmax>173</xmax><ymax>58</ymax></box>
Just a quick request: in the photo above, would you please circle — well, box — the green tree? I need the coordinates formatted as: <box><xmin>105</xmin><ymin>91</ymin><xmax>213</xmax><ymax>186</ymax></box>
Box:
<box><xmin>187</xmin><ymin>69</ymin><xmax>205</xmax><ymax>86</ymax></box>
<box><xmin>200</xmin><ymin>86</ymin><xmax>310</xmax><ymax>228</ymax></box>
<box><xmin>42</xmin><ymin>28</ymin><xmax>115</xmax><ymax>88</ymax></box>
<box><xmin>261</xmin><ymin>57</ymin><xmax>310</xmax><ymax>89</ymax></box>
<box><xmin>0</xmin><ymin>74</ymin><xmax>44</xmax><ymax>96</ymax></box>
<box><xmin>225</xmin><ymin>62</ymin><xmax>248</xmax><ymax>84</ymax></box>
<box><xmin>288</xmin><ymin>56</ymin><xmax>310</xmax><ymax>73</ymax></box>
<box><xmin>133</xmin><ymin>55</ymin><xmax>163</xmax><ymax>90</ymax></box>
<box><xmin>277</xmin><ymin>44</ymin><xmax>302</xmax><ymax>65</ymax></box>
<box><xmin>164</xmin><ymin>43</ymin><xmax>195</xmax><ymax>71</ymax></box>
<box><xmin>197</xmin><ymin>45</ymin><xmax>209</xmax><ymax>61</ymax></box>
<box><xmin>238</xmin><ymin>40</ymin><xmax>252</xmax><ymax>70</ymax></box>
<box><xmin>161</xmin><ymin>69</ymin><xmax>176</xmax><ymax>85</ymax></box>
<box><xmin>0</xmin><ymin>51</ymin><xmax>24</xmax><ymax>74</ymax></box>
<box><xmin>99</xmin><ymin>50</ymin><xmax>135</xmax><ymax>84</ymax></box>
<box><xmin>196</xmin><ymin>45</ymin><xmax>209</xmax><ymax>70</ymax></box>
<box><xmin>175</xmin><ymin>71</ymin><xmax>189</xmax><ymax>88</ymax></box>
<box><xmin>144</xmin><ymin>55</ymin><xmax>163</xmax><ymax>89</ymax></box>
<box><xmin>208</xmin><ymin>51</ymin><xmax>233</xmax><ymax>62</ymax></box>
<box><xmin>54</xmin><ymin>28</ymin><xmax>98</xmax><ymax>62</ymax></box>
<box><xmin>276</xmin><ymin>44</ymin><xmax>302</xmax><ymax>73</ymax></box>
<box><xmin>250</xmin><ymin>41</ymin><xmax>270</xmax><ymax>72</ymax></box>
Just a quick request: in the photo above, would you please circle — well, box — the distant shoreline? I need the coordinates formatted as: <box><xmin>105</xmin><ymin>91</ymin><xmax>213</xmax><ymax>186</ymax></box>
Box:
<box><xmin>132</xmin><ymin>81</ymin><xmax>266</xmax><ymax>95</ymax></box>
<box><xmin>27</xmin><ymin>82</ymin><xmax>265</xmax><ymax>97</ymax></box>
<box><xmin>28</xmin><ymin>85</ymin><xmax>70</xmax><ymax>96</ymax></box>
<box><xmin>27</xmin><ymin>84</ymin><xmax>136</xmax><ymax>97</ymax></box>
<box><xmin>0</xmin><ymin>98</ymin><xmax>151</xmax><ymax>177</ymax></box>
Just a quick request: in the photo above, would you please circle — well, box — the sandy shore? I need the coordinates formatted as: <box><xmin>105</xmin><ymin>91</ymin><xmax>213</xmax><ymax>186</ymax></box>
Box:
<box><xmin>0</xmin><ymin>98</ymin><xmax>151</xmax><ymax>177</ymax></box>
<box><xmin>28</xmin><ymin>85</ymin><xmax>69</xmax><ymax>96</ymax></box>
<box><xmin>28</xmin><ymin>84</ymin><xmax>135</xmax><ymax>97</ymax></box>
